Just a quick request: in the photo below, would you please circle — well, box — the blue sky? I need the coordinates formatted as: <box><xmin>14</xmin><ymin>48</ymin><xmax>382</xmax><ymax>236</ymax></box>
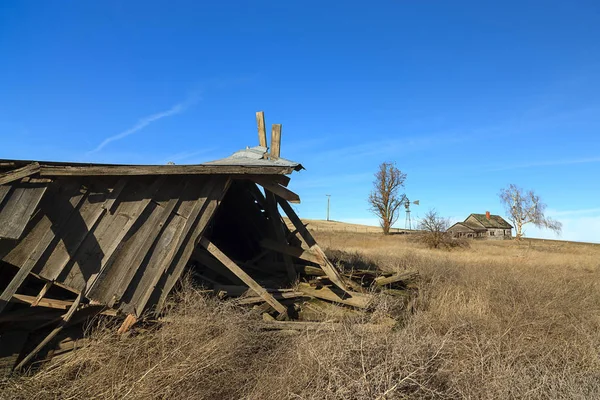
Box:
<box><xmin>1</xmin><ymin>1</ymin><xmax>599</xmax><ymax>242</ymax></box>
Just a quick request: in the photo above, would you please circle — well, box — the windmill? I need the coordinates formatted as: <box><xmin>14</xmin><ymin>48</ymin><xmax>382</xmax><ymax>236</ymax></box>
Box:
<box><xmin>404</xmin><ymin>198</ymin><xmax>420</xmax><ymax>230</ymax></box>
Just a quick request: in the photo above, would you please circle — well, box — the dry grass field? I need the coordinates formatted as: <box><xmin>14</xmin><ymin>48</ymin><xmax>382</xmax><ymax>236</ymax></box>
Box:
<box><xmin>2</xmin><ymin>227</ymin><xmax>600</xmax><ymax>399</ymax></box>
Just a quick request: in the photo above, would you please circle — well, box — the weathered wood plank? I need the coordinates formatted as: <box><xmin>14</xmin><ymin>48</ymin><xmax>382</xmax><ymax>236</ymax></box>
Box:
<box><xmin>59</xmin><ymin>177</ymin><xmax>165</xmax><ymax>291</ymax></box>
<box><xmin>200</xmin><ymin>238</ymin><xmax>287</xmax><ymax>315</ymax></box>
<box><xmin>270</xmin><ymin>124</ymin><xmax>282</xmax><ymax>158</ymax></box>
<box><xmin>0</xmin><ymin>162</ymin><xmax>40</xmax><ymax>185</ymax></box>
<box><xmin>36</xmin><ymin>179</ymin><xmax>115</xmax><ymax>282</ymax></box>
<box><xmin>0</xmin><ymin>185</ymin><xmax>11</xmax><ymax>205</ymax></box>
<box><xmin>154</xmin><ymin>178</ymin><xmax>231</xmax><ymax>313</ymax></box>
<box><xmin>2</xmin><ymin>179</ymin><xmax>85</xmax><ymax>269</ymax></box>
<box><xmin>0</xmin><ymin>180</ymin><xmax>85</xmax><ymax>314</ymax></box>
<box><xmin>296</xmin><ymin>283</ymin><xmax>371</xmax><ymax>308</ymax></box>
<box><xmin>39</xmin><ymin>164</ymin><xmax>295</xmax><ymax>176</ymax></box>
<box><xmin>0</xmin><ymin>179</ymin><xmax>48</xmax><ymax>240</ymax></box>
<box><xmin>374</xmin><ymin>271</ymin><xmax>419</xmax><ymax>286</ymax></box>
<box><xmin>86</xmin><ymin>178</ymin><xmax>185</xmax><ymax>304</ymax></box>
<box><xmin>120</xmin><ymin>177</ymin><xmax>221</xmax><ymax>316</ymax></box>
<box><xmin>276</xmin><ymin>197</ymin><xmax>349</xmax><ymax>292</ymax></box>
<box><xmin>10</xmin><ymin>294</ymin><xmax>117</xmax><ymax>316</ymax></box>
<box><xmin>251</xmin><ymin>177</ymin><xmax>300</xmax><ymax>203</ymax></box>
<box><xmin>102</xmin><ymin>177</ymin><xmax>128</xmax><ymax>213</ymax></box>
<box><xmin>256</xmin><ymin>111</ymin><xmax>267</xmax><ymax>147</ymax></box>
<box><xmin>235</xmin><ymin>291</ymin><xmax>306</xmax><ymax>305</ymax></box>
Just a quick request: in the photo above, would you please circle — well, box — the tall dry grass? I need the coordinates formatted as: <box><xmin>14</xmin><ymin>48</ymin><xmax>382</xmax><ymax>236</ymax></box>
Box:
<box><xmin>2</xmin><ymin>233</ymin><xmax>600</xmax><ymax>399</ymax></box>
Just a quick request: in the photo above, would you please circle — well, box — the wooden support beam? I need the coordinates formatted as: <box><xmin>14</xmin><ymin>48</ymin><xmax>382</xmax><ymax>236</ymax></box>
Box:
<box><xmin>15</xmin><ymin>292</ymin><xmax>82</xmax><ymax>371</ymax></box>
<box><xmin>275</xmin><ymin>198</ymin><xmax>350</xmax><ymax>292</ymax></box>
<box><xmin>256</xmin><ymin>111</ymin><xmax>267</xmax><ymax>148</ymax></box>
<box><xmin>199</xmin><ymin>238</ymin><xmax>287</xmax><ymax>315</ymax></box>
<box><xmin>265</xmin><ymin>191</ymin><xmax>297</xmax><ymax>282</ymax></box>
<box><xmin>251</xmin><ymin>176</ymin><xmax>300</xmax><ymax>203</ymax></box>
<box><xmin>0</xmin><ymin>162</ymin><xmax>40</xmax><ymax>185</ymax></box>
<box><xmin>39</xmin><ymin>164</ymin><xmax>295</xmax><ymax>177</ymax></box>
<box><xmin>270</xmin><ymin>124</ymin><xmax>282</xmax><ymax>158</ymax></box>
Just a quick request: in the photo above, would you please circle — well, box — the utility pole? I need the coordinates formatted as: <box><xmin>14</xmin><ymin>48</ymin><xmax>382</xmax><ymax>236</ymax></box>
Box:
<box><xmin>326</xmin><ymin>194</ymin><xmax>331</xmax><ymax>221</ymax></box>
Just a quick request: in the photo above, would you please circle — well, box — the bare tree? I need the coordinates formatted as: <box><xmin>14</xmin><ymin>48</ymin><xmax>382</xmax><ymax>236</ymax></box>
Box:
<box><xmin>498</xmin><ymin>184</ymin><xmax>562</xmax><ymax>240</ymax></box>
<box><xmin>368</xmin><ymin>162</ymin><xmax>407</xmax><ymax>234</ymax></box>
<box><xmin>418</xmin><ymin>209</ymin><xmax>452</xmax><ymax>248</ymax></box>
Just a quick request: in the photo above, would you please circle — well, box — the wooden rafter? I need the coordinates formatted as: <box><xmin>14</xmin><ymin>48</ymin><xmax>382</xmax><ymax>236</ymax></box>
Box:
<box><xmin>0</xmin><ymin>162</ymin><xmax>40</xmax><ymax>185</ymax></box>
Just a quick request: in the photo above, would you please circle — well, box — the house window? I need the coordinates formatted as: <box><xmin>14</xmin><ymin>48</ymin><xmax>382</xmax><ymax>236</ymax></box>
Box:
<box><xmin>490</xmin><ymin>231</ymin><xmax>495</xmax><ymax>236</ymax></box>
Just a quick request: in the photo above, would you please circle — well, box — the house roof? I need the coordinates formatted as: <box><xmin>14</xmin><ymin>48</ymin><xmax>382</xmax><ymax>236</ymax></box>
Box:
<box><xmin>448</xmin><ymin>222</ymin><xmax>486</xmax><ymax>232</ymax></box>
<box><xmin>468</xmin><ymin>213</ymin><xmax>513</xmax><ymax>229</ymax></box>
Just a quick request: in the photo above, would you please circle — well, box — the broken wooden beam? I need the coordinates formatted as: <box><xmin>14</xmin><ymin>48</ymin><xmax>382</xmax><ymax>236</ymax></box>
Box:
<box><xmin>374</xmin><ymin>271</ymin><xmax>419</xmax><ymax>286</ymax></box>
<box><xmin>0</xmin><ymin>162</ymin><xmax>40</xmax><ymax>185</ymax></box>
<box><xmin>199</xmin><ymin>238</ymin><xmax>288</xmax><ymax>316</ymax></box>
<box><xmin>270</xmin><ymin>124</ymin><xmax>282</xmax><ymax>158</ymax></box>
<box><xmin>256</xmin><ymin>111</ymin><xmax>267</xmax><ymax>148</ymax></box>
<box><xmin>297</xmin><ymin>283</ymin><xmax>371</xmax><ymax>309</ymax></box>
<box><xmin>251</xmin><ymin>176</ymin><xmax>300</xmax><ymax>203</ymax></box>
<box><xmin>276</xmin><ymin>197</ymin><xmax>350</xmax><ymax>293</ymax></box>
<box><xmin>235</xmin><ymin>291</ymin><xmax>307</xmax><ymax>305</ymax></box>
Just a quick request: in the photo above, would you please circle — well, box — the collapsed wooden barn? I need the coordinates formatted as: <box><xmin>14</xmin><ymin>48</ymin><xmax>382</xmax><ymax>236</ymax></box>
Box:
<box><xmin>0</xmin><ymin>113</ymin><xmax>416</xmax><ymax>374</ymax></box>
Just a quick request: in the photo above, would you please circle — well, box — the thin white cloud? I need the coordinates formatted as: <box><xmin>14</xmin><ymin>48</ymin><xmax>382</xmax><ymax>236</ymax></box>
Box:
<box><xmin>548</xmin><ymin>207</ymin><xmax>600</xmax><ymax>217</ymax></box>
<box><xmin>89</xmin><ymin>97</ymin><xmax>198</xmax><ymax>154</ymax></box>
<box><xmin>488</xmin><ymin>156</ymin><xmax>600</xmax><ymax>172</ymax></box>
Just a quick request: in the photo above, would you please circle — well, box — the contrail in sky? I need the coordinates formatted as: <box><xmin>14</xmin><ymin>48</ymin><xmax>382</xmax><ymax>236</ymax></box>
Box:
<box><xmin>89</xmin><ymin>97</ymin><xmax>196</xmax><ymax>154</ymax></box>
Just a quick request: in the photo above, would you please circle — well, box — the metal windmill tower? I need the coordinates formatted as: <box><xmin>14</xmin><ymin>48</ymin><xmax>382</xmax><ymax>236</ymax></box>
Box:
<box><xmin>404</xmin><ymin>198</ymin><xmax>420</xmax><ymax>230</ymax></box>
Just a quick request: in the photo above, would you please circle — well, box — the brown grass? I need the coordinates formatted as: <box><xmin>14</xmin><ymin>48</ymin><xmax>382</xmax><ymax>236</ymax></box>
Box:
<box><xmin>3</xmin><ymin>232</ymin><xmax>600</xmax><ymax>399</ymax></box>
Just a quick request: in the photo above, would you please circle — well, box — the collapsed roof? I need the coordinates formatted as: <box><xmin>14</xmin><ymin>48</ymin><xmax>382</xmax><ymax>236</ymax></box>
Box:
<box><xmin>0</xmin><ymin>113</ymin><xmax>366</xmax><ymax>373</ymax></box>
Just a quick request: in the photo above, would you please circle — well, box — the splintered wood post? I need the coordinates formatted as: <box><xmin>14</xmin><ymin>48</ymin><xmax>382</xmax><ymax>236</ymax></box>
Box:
<box><xmin>118</xmin><ymin>314</ymin><xmax>137</xmax><ymax>334</ymax></box>
<box><xmin>31</xmin><ymin>282</ymin><xmax>52</xmax><ymax>307</ymax></box>
<box><xmin>271</xmin><ymin>124</ymin><xmax>282</xmax><ymax>158</ymax></box>
<box><xmin>15</xmin><ymin>292</ymin><xmax>82</xmax><ymax>371</ymax></box>
<box><xmin>256</xmin><ymin>111</ymin><xmax>268</xmax><ymax>148</ymax></box>
<box><xmin>275</xmin><ymin>197</ymin><xmax>350</xmax><ymax>293</ymax></box>
<box><xmin>199</xmin><ymin>238</ymin><xmax>287</xmax><ymax>315</ymax></box>
<box><xmin>265</xmin><ymin>191</ymin><xmax>297</xmax><ymax>282</ymax></box>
